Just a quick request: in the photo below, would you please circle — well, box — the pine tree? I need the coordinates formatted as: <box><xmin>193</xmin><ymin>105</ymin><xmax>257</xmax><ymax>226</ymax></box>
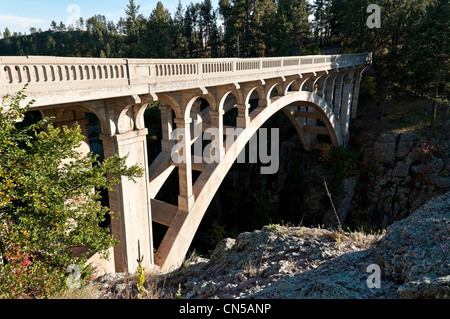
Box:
<box><xmin>120</xmin><ymin>0</ymin><xmax>146</xmax><ymax>57</ymax></box>
<box><xmin>146</xmin><ymin>1</ymin><xmax>174</xmax><ymax>58</ymax></box>
<box><xmin>312</xmin><ymin>0</ymin><xmax>332</xmax><ymax>46</ymax></box>
<box><xmin>218</xmin><ymin>0</ymin><xmax>236</xmax><ymax>56</ymax></box>
<box><xmin>404</xmin><ymin>0</ymin><xmax>450</xmax><ymax>128</ymax></box>
<box><xmin>200</xmin><ymin>0</ymin><xmax>216</xmax><ymax>56</ymax></box>
<box><xmin>330</xmin><ymin>0</ymin><xmax>372</xmax><ymax>52</ymax></box>
<box><xmin>277</xmin><ymin>0</ymin><xmax>310</xmax><ymax>55</ymax></box>
<box><xmin>173</xmin><ymin>0</ymin><xmax>188</xmax><ymax>58</ymax></box>
<box><xmin>3</xmin><ymin>28</ymin><xmax>11</xmax><ymax>38</ymax></box>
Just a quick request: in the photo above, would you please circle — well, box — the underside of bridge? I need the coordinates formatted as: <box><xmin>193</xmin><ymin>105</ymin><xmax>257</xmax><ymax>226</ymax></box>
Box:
<box><xmin>148</xmin><ymin>71</ymin><xmax>367</xmax><ymax>271</ymax></box>
<box><xmin>0</xmin><ymin>54</ymin><xmax>371</xmax><ymax>273</ymax></box>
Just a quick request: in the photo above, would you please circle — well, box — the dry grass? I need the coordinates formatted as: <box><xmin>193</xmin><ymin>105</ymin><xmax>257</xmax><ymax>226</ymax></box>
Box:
<box><xmin>293</xmin><ymin>225</ymin><xmax>384</xmax><ymax>250</ymax></box>
<box><xmin>243</xmin><ymin>260</ymin><xmax>258</xmax><ymax>277</ymax></box>
<box><xmin>342</xmin><ymin>228</ymin><xmax>385</xmax><ymax>249</ymax></box>
<box><xmin>144</xmin><ymin>272</ymin><xmax>165</xmax><ymax>299</ymax></box>
<box><xmin>294</xmin><ymin>226</ymin><xmax>330</xmax><ymax>238</ymax></box>
<box><xmin>51</xmin><ymin>267</ymin><xmax>166</xmax><ymax>299</ymax></box>
<box><xmin>51</xmin><ymin>282</ymin><xmax>104</xmax><ymax>299</ymax></box>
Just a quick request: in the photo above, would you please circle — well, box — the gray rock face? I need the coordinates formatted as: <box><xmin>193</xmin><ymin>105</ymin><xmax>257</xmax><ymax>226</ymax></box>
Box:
<box><xmin>222</xmin><ymin>130</ymin><xmax>449</xmax><ymax>231</ymax></box>
<box><xmin>376</xmin><ymin>191</ymin><xmax>450</xmax><ymax>298</ymax></box>
<box><xmin>93</xmin><ymin>193</ymin><xmax>448</xmax><ymax>299</ymax></box>
<box><xmin>353</xmin><ymin>132</ymin><xmax>449</xmax><ymax>228</ymax></box>
<box><xmin>156</xmin><ymin>226</ymin><xmax>394</xmax><ymax>299</ymax></box>
<box><xmin>152</xmin><ymin>192</ymin><xmax>449</xmax><ymax>299</ymax></box>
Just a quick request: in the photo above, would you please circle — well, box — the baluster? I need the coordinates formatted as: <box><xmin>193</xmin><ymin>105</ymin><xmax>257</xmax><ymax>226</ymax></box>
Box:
<box><xmin>23</xmin><ymin>66</ymin><xmax>31</xmax><ymax>82</ymax></box>
<box><xmin>4</xmin><ymin>66</ymin><xmax>12</xmax><ymax>83</ymax></box>
<box><xmin>49</xmin><ymin>66</ymin><xmax>56</xmax><ymax>81</ymax></box>
<box><xmin>84</xmin><ymin>66</ymin><xmax>90</xmax><ymax>80</ymax></box>
<box><xmin>13</xmin><ymin>65</ymin><xmax>19</xmax><ymax>83</ymax></box>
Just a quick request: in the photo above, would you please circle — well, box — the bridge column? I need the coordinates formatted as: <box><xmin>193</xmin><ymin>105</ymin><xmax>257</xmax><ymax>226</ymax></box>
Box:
<box><xmin>173</xmin><ymin>117</ymin><xmax>195</xmax><ymax>213</ymax></box>
<box><xmin>209</xmin><ymin>110</ymin><xmax>225</xmax><ymax>161</ymax></box>
<box><xmin>159</xmin><ymin>104</ymin><xmax>175</xmax><ymax>152</ymax></box>
<box><xmin>305</xmin><ymin>107</ymin><xmax>318</xmax><ymax>147</ymax></box>
<box><xmin>315</xmin><ymin>75</ymin><xmax>328</xmax><ymax>98</ymax></box>
<box><xmin>236</xmin><ymin>103</ymin><xmax>250</xmax><ymax>128</ymax></box>
<box><xmin>87</xmin><ymin>96</ymin><xmax>154</xmax><ymax>274</ymax></box>
<box><xmin>324</xmin><ymin>73</ymin><xmax>337</xmax><ymax>108</ymax></box>
<box><xmin>100</xmin><ymin>127</ymin><xmax>153</xmax><ymax>273</ymax></box>
<box><xmin>190</xmin><ymin>100</ymin><xmax>204</xmax><ymax>158</ymax></box>
<box><xmin>333</xmin><ymin>73</ymin><xmax>345</xmax><ymax>116</ymax></box>
<box><xmin>351</xmin><ymin>69</ymin><xmax>365</xmax><ymax>119</ymax></box>
<box><xmin>339</xmin><ymin>72</ymin><xmax>355</xmax><ymax>146</ymax></box>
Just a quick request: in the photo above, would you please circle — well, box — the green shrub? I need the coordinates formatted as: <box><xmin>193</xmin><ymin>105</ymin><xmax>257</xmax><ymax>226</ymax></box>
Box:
<box><xmin>319</xmin><ymin>144</ymin><xmax>361</xmax><ymax>178</ymax></box>
<box><xmin>0</xmin><ymin>86</ymin><xmax>142</xmax><ymax>298</ymax></box>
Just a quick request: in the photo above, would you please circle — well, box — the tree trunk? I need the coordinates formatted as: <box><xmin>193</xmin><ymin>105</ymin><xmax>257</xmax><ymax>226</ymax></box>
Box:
<box><xmin>441</xmin><ymin>103</ymin><xmax>449</xmax><ymax>128</ymax></box>
<box><xmin>430</xmin><ymin>84</ymin><xmax>439</xmax><ymax>128</ymax></box>
<box><xmin>377</xmin><ymin>79</ymin><xmax>391</xmax><ymax>121</ymax></box>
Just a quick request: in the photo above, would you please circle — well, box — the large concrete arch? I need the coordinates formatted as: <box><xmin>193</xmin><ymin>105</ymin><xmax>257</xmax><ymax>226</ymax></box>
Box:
<box><xmin>153</xmin><ymin>90</ymin><xmax>340</xmax><ymax>271</ymax></box>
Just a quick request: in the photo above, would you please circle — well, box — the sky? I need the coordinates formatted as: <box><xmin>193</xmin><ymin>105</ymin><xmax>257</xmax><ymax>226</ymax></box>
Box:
<box><xmin>0</xmin><ymin>0</ymin><xmax>219</xmax><ymax>35</ymax></box>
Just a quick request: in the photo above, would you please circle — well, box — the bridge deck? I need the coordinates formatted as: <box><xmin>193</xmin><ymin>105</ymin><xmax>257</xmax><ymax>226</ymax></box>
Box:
<box><xmin>0</xmin><ymin>53</ymin><xmax>370</xmax><ymax>108</ymax></box>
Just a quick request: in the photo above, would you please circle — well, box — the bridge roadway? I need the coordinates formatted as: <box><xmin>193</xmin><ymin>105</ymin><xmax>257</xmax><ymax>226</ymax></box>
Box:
<box><xmin>0</xmin><ymin>53</ymin><xmax>371</xmax><ymax>273</ymax></box>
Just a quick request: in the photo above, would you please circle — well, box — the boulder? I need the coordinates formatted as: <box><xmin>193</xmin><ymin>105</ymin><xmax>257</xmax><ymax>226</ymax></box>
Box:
<box><xmin>376</xmin><ymin>191</ymin><xmax>450</xmax><ymax>298</ymax></box>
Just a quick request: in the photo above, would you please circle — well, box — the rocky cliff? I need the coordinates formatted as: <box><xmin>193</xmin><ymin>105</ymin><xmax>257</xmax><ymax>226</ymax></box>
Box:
<box><xmin>215</xmin><ymin>128</ymin><xmax>449</xmax><ymax>233</ymax></box>
<box><xmin>351</xmin><ymin>131</ymin><xmax>449</xmax><ymax>229</ymax></box>
<box><xmin>95</xmin><ymin>191</ymin><xmax>449</xmax><ymax>299</ymax></box>
<box><xmin>162</xmin><ymin>191</ymin><xmax>449</xmax><ymax>299</ymax></box>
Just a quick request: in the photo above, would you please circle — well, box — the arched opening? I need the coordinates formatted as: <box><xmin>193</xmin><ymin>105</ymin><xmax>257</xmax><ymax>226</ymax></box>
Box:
<box><xmin>222</xmin><ymin>92</ymin><xmax>238</xmax><ymax>127</ymax></box>
<box><xmin>143</xmin><ymin>102</ymin><xmax>178</xmax><ymax>250</ymax></box>
<box><xmin>191</xmin><ymin>105</ymin><xmax>303</xmax><ymax>255</ymax></box>
<box><xmin>151</xmin><ymin>91</ymin><xmax>340</xmax><ymax>270</ymax></box>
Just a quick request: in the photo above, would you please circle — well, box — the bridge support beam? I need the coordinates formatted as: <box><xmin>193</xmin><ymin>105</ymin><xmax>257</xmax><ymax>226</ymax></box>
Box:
<box><xmin>209</xmin><ymin>110</ymin><xmax>225</xmax><ymax>161</ymax></box>
<box><xmin>100</xmin><ymin>128</ymin><xmax>153</xmax><ymax>273</ymax></box>
<box><xmin>340</xmin><ymin>71</ymin><xmax>355</xmax><ymax>146</ymax></box>
<box><xmin>324</xmin><ymin>73</ymin><xmax>337</xmax><ymax>109</ymax></box>
<box><xmin>351</xmin><ymin>68</ymin><xmax>367</xmax><ymax>119</ymax></box>
<box><xmin>159</xmin><ymin>104</ymin><xmax>175</xmax><ymax>152</ymax></box>
<box><xmin>173</xmin><ymin>117</ymin><xmax>195</xmax><ymax>213</ymax></box>
<box><xmin>333</xmin><ymin>73</ymin><xmax>345</xmax><ymax>116</ymax></box>
<box><xmin>236</xmin><ymin>103</ymin><xmax>250</xmax><ymax>128</ymax></box>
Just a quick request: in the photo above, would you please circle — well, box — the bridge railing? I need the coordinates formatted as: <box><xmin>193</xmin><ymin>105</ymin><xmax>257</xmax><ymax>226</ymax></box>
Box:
<box><xmin>129</xmin><ymin>53</ymin><xmax>370</xmax><ymax>79</ymax></box>
<box><xmin>0</xmin><ymin>56</ymin><xmax>130</xmax><ymax>100</ymax></box>
<box><xmin>0</xmin><ymin>53</ymin><xmax>371</xmax><ymax>105</ymax></box>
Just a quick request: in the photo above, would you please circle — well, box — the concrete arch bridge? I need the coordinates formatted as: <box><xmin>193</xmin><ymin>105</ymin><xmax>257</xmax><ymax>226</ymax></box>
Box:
<box><xmin>0</xmin><ymin>53</ymin><xmax>371</xmax><ymax>273</ymax></box>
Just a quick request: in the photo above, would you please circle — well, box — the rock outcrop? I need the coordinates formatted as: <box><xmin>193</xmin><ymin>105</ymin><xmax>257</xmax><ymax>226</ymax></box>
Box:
<box><xmin>375</xmin><ymin>191</ymin><xmax>449</xmax><ymax>298</ymax></box>
<box><xmin>94</xmin><ymin>192</ymin><xmax>448</xmax><ymax>299</ymax></box>
<box><xmin>102</xmin><ymin>191</ymin><xmax>443</xmax><ymax>300</ymax></box>
<box><xmin>92</xmin><ymin>192</ymin><xmax>432</xmax><ymax>299</ymax></box>
<box><xmin>352</xmin><ymin>132</ymin><xmax>449</xmax><ymax>229</ymax></box>
<box><xmin>217</xmin><ymin>130</ymin><xmax>449</xmax><ymax>234</ymax></box>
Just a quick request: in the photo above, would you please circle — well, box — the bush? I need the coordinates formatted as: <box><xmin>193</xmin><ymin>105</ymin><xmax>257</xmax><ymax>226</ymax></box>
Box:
<box><xmin>358</xmin><ymin>75</ymin><xmax>378</xmax><ymax>107</ymax></box>
<box><xmin>319</xmin><ymin>144</ymin><xmax>361</xmax><ymax>178</ymax></box>
<box><xmin>0</xmin><ymin>86</ymin><xmax>142</xmax><ymax>298</ymax></box>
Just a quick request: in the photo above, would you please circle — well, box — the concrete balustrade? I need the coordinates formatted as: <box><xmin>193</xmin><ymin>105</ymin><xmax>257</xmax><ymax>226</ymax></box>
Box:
<box><xmin>1</xmin><ymin>53</ymin><xmax>370</xmax><ymax>107</ymax></box>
